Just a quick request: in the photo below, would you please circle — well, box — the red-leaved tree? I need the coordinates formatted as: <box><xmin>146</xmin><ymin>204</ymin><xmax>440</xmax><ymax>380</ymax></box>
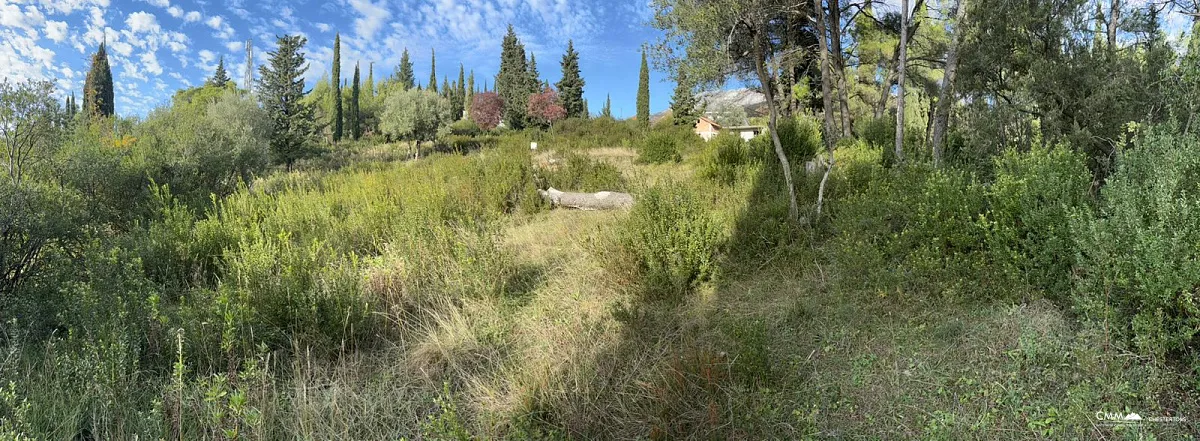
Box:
<box><xmin>527</xmin><ymin>87</ymin><xmax>566</xmax><ymax>128</ymax></box>
<box><xmin>471</xmin><ymin>92</ymin><xmax>504</xmax><ymax>130</ymax></box>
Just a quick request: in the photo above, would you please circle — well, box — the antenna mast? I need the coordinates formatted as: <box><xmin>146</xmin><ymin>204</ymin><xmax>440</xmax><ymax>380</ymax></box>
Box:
<box><xmin>244</xmin><ymin>39</ymin><xmax>254</xmax><ymax>94</ymax></box>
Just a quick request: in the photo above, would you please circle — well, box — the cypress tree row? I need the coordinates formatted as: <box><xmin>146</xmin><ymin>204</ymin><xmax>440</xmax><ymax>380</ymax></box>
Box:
<box><xmin>397</xmin><ymin>49</ymin><xmax>415</xmax><ymax>90</ymax></box>
<box><xmin>83</xmin><ymin>42</ymin><xmax>114</xmax><ymax>117</ymax></box>
<box><xmin>556</xmin><ymin>40</ymin><xmax>586</xmax><ymax>119</ymax></box>
<box><xmin>258</xmin><ymin>35</ymin><xmax>315</xmax><ymax>169</ymax></box>
<box><xmin>351</xmin><ymin>62</ymin><xmax>361</xmax><ymax>140</ymax></box>
<box><xmin>496</xmin><ymin>25</ymin><xmax>531</xmax><ymax>129</ymax></box>
<box><xmin>332</xmin><ymin>33</ymin><xmax>343</xmax><ymax>142</ymax></box>
<box><xmin>209</xmin><ymin>56</ymin><xmax>231</xmax><ymax>87</ymax></box>
<box><xmin>636</xmin><ymin>49</ymin><xmax>650</xmax><ymax>127</ymax></box>
<box><xmin>429</xmin><ymin>48</ymin><xmax>438</xmax><ymax>93</ymax></box>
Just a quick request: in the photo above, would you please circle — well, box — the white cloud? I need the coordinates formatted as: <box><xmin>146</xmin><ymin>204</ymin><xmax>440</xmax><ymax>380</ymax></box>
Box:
<box><xmin>167</xmin><ymin>6</ymin><xmax>183</xmax><ymax>18</ymax></box>
<box><xmin>205</xmin><ymin>15</ymin><xmax>234</xmax><ymax>39</ymax></box>
<box><xmin>225</xmin><ymin>41</ymin><xmax>243</xmax><ymax>52</ymax></box>
<box><xmin>44</xmin><ymin>20</ymin><xmax>68</xmax><ymax>42</ymax></box>
<box><xmin>347</xmin><ymin>0</ymin><xmax>390</xmax><ymax>40</ymax></box>
<box><xmin>146</xmin><ymin>0</ymin><xmax>170</xmax><ymax>7</ymax></box>
<box><xmin>184</xmin><ymin>11</ymin><xmax>201</xmax><ymax>22</ymax></box>
<box><xmin>110</xmin><ymin>40</ymin><xmax>133</xmax><ymax>56</ymax></box>
<box><xmin>198</xmin><ymin>49</ymin><xmax>216</xmax><ymax>64</ymax></box>
<box><xmin>205</xmin><ymin>15</ymin><xmax>223</xmax><ymax>29</ymax></box>
<box><xmin>126</xmin><ymin>11</ymin><xmax>160</xmax><ymax>33</ymax></box>
<box><xmin>141</xmin><ymin>51</ymin><xmax>162</xmax><ymax>75</ymax></box>
<box><xmin>0</xmin><ymin>4</ymin><xmax>47</xmax><ymax>36</ymax></box>
<box><xmin>315</xmin><ymin>22</ymin><xmax>331</xmax><ymax>32</ymax></box>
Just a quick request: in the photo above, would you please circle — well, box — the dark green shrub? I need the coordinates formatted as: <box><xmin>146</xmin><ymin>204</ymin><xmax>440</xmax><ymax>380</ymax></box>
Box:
<box><xmin>446</xmin><ymin>119</ymin><xmax>482</xmax><ymax>137</ymax></box>
<box><xmin>620</xmin><ymin>185</ymin><xmax>722</xmax><ymax>300</ymax></box>
<box><xmin>540</xmin><ymin>153</ymin><xmax>627</xmax><ymax>192</ymax></box>
<box><xmin>1073</xmin><ymin>130</ymin><xmax>1200</xmax><ymax>363</ymax></box>
<box><xmin>983</xmin><ymin>146</ymin><xmax>1092</xmax><ymax>299</ymax></box>
<box><xmin>775</xmin><ymin>116</ymin><xmax>821</xmax><ymax>163</ymax></box>
<box><xmin>699</xmin><ymin>133</ymin><xmax>749</xmax><ymax>185</ymax></box>
<box><xmin>638</xmin><ymin>132</ymin><xmax>682</xmax><ymax>164</ymax></box>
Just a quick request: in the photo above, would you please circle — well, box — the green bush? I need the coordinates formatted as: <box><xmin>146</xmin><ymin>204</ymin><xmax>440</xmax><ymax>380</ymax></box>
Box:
<box><xmin>620</xmin><ymin>184</ymin><xmax>723</xmax><ymax>300</ymax></box>
<box><xmin>700</xmin><ymin>133</ymin><xmax>750</xmax><ymax>185</ymax></box>
<box><xmin>1073</xmin><ymin>130</ymin><xmax>1200</xmax><ymax>363</ymax></box>
<box><xmin>775</xmin><ymin>116</ymin><xmax>822</xmax><ymax>163</ymax></box>
<box><xmin>446</xmin><ymin>119</ymin><xmax>482</xmax><ymax>137</ymax></box>
<box><xmin>540</xmin><ymin>153</ymin><xmax>627</xmax><ymax>192</ymax></box>
<box><xmin>638</xmin><ymin>132</ymin><xmax>683</xmax><ymax>164</ymax></box>
<box><xmin>547</xmin><ymin>117</ymin><xmax>643</xmax><ymax>150</ymax></box>
<box><xmin>830</xmin><ymin>165</ymin><xmax>989</xmax><ymax>296</ymax></box>
<box><xmin>982</xmin><ymin>146</ymin><xmax>1092</xmax><ymax>299</ymax></box>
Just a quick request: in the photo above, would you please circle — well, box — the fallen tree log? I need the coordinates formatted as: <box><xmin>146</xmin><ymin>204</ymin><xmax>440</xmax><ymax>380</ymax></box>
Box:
<box><xmin>538</xmin><ymin>187</ymin><xmax>634</xmax><ymax>210</ymax></box>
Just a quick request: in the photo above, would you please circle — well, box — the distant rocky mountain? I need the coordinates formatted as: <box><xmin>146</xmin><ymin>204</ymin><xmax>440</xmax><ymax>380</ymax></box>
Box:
<box><xmin>649</xmin><ymin>88</ymin><xmax>768</xmax><ymax>125</ymax></box>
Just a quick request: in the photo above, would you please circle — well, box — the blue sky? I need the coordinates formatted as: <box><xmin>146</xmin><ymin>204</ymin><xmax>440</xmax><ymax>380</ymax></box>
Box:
<box><xmin>0</xmin><ymin>0</ymin><xmax>673</xmax><ymax>118</ymax></box>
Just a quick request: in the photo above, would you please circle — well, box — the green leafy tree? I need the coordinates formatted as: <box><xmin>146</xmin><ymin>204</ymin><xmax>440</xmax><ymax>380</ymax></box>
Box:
<box><xmin>350</xmin><ymin>62</ymin><xmax>361</xmax><ymax>139</ymax></box>
<box><xmin>556</xmin><ymin>40</ymin><xmax>586</xmax><ymax>119</ymax></box>
<box><xmin>209</xmin><ymin>56</ymin><xmax>232</xmax><ymax>88</ymax></box>
<box><xmin>465</xmin><ymin>70</ymin><xmax>475</xmax><ymax>119</ymax></box>
<box><xmin>601</xmin><ymin>94</ymin><xmax>612</xmax><ymax>118</ymax></box>
<box><xmin>258</xmin><ymin>35</ymin><xmax>315</xmax><ymax>169</ymax></box>
<box><xmin>83</xmin><ymin>42</ymin><xmax>115</xmax><ymax>117</ymax></box>
<box><xmin>670</xmin><ymin>67</ymin><xmax>698</xmax><ymax>125</ymax></box>
<box><xmin>380</xmin><ymin>89</ymin><xmax>451</xmax><ymax>158</ymax></box>
<box><xmin>332</xmin><ymin>33</ymin><xmax>343</xmax><ymax>142</ymax></box>
<box><xmin>496</xmin><ymin>25</ymin><xmax>531</xmax><ymax>129</ymax></box>
<box><xmin>396</xmin><ymin>49</ymin><xmax>415</xmax><ymax>90</ymax></box>
<box><xmin>528</xmin><ymin>53</ymin><xmax>541</xmax><ymax>89</ymax></box>
<box><xmin>636</xmin><ymin>49</ymin><xmax>650</xmax><ymax>127</ymax></box>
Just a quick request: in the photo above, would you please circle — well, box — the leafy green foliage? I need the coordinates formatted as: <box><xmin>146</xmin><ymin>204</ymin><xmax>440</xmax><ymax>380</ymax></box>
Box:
<box><xmin>1073</xmin><ymin>130</ymin><xmax>1200</xmax><ymax>363</ymax></box>
<box><xmin>258</xmin><ymin>35</ymin><xmax>316</xmax><ymax>168</ymax></box>
<box><xmin>638</xmin><ymin>131</ymin><xmax>683</xmax><ymax>164</ymax></box>
<box><xmin>619</xmin><ymin>184</ymin><xmax>723</xmax><ymax>300</ymax></box>
<box><xmin>83</xmin><ymin>43</ymin><xmax>114</xmax><ymax>117</ymax></box>
<box><xmin>496</xmin><ymin>26</ymin><xmax>533</xmax><ymax>130</ymax></box>
<box><xmin>699</xmin><ymin>133</ymin><xmax>751</xmax><ymax>185</ymax></box>
<box><xmin>556</xmin><ymin>40</ymin><xmax>586</xmax><ymax>119</ymax></box>
<box><xmin>636</xmin><ymin>50</ymin><xmax>650</xmax><ymax>127</ymax></box>
<box><xmin>538</xmin><ymin>152</ymin><xmax>627</xmax><ymax>192</ymax></box>
<box><xmin>380</xmin><ymin>89</ymin><xmax>451</xmax><ymax>143</ymax></box>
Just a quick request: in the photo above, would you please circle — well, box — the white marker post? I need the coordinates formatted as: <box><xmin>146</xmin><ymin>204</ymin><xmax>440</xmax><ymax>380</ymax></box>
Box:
<box><xmin>530</xmin><ymin>142</ymin><xmax>538</xmax><ymax>151</ymax></box>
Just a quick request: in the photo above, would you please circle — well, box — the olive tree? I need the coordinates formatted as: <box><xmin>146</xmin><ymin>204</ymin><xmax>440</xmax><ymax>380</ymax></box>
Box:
<box><xmin>380</xmin><ymin>89</ymin><xmax>451</xmax><ymax>158</ymax></box>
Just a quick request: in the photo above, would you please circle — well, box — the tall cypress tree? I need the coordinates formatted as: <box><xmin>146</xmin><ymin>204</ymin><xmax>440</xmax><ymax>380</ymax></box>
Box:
<box><xmin>429</xmin><ymin>48</ymin><xmax>438</xmax><ymax>93</ymax></box>
<box><xmin>556</xmin><ymin>40</ymin><xmax>585</xmax><ymax>119</ymax></box>
<box><xmin>465</xmin><ymin>70</ymin><xmax>475</xmax><ymax>119</ymax></box>
<box><xmin>332</xmin><ymin>33</ymin><xmax>343</xmax><ymax>142</ymax></box>
<box><xmin>496</xmin><ymin>24</ymin><xmax>530</xmax><ymax>129</ymax></box>
<box><xmin>83</xmin><ymin>42</ymin><xmax>114</xmax><ymax>117</ymax></box>
<box><xmin>670</xmin><ymin>68</ymin><xmax>698</xmax><ymax>125</ymax></box>
<box><xmin>601</xmin><ymin>94</ymin><xmax>612</xmax><ymax>118</ymax></box>
<box><xmin>366</xmin><ymin>62</ymin><xmax>375</xmax><ymax>98</ymax></box>
<box><xmin>636</xmin><ymin>49</ymin><xmax>650</xmax><ymax>127</ymax></box>
<box><xmin>441</xmin><ymin>76</ymin><xmax>450</xmax><ymax>99</ymax></box>
<box><xmin>350</xmin><ymin>62</ymin><xmax>361</xmax><ymax>140</ymax></box>
<box><xmin>259</xmin><ymin>35</ymin><xmax>314</xmax><ymax>169</ymax></box>
<box><xmin>397</xmin><ymin>49</ymin><xmax>415</xmax><ymax>90</ymax></box>
<box><xmin>209</xmin><ymin>56</ymin><xmax>232</xmax><ymax>87</ymax></box>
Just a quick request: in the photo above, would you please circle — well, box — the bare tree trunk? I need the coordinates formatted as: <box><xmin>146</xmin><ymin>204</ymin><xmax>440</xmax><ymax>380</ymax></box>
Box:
<box><xmin>814</xmin><ymin>0</ymin><xmax>836</xmax><ymax>218</ymax></box>
<box><xmin>829</xmin><ymin>0</ymin><xmax>853</xmax><ymax>137</ymax></box>
<box><xmin>753</xmin><ymin>25</ymin><xmax>799</xmax><ymax>221</ymax></box>
<box><xmin>874</xmin><ymin>48</ymin><xmax>899</xmax><ymax>120</ymax></box>
<box><xmin>895</xmin><ymin>0</ymin><xmax>909</xmax><ymax>164</ymax></box>
<box><xmin>931</xmin><ymin>0</ymin><xmax>967</xmax><ymax>167</ymax></box>
<box><xmin>1107</xmin><ymin>0</ymin><xmax>1119</xmax><ymax>54</ymax></box>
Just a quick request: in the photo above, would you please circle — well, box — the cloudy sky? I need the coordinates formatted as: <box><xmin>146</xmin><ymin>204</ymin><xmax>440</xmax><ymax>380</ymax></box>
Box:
<box><xmin>1</xmin><ymin>0</ymin><xmax>671</xmax><ymax>118</ymax></box>
<box><xmin>1</xmin><ymin>0</ymin><xmax>1195</xmax><ymax>118</ymax></box>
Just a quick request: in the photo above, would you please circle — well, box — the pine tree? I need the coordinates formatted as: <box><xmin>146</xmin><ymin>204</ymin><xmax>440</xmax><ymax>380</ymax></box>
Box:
<box><xmin>209</xmin><ymin>56</ymin><xmax>232</xmax><ymax>87</ymax></box>
<box><xmin>396</xmin><ymin>49</ymin><xmax>415</xmax><ymax>90</ymax></box>
<box><xmin>83</xmin><ymin>42</ymin><xmax>114</xmax><ymax>117</ymax></box>
<box><xmin>351</xmin><ymin>62</ymin><xmax>361</xmax><ymax>140</ymax></box>
<box><xmin>636</xmin><ymin>49</ymin><xmax>650</xmax><ymax>127</ymax></box>
<box><xmin>670</xmin><ymin>68</ymin><xmax>698</xmax><ymax>125</ymax></box>
<box><xmin>66</xmin><ymin>93</ymin><xmax>76</xmax><ymax>119</ymax></box>
<box><xmin>258</xmin><ymin>35</ymin><xmax>315</xmax><ymax>169</ymax></box>
<box><xmin>429</xmin><ymin>48</ymin><xmax>438</xmax><ymax>93</ymax></box>
<box><xmin>496</xmin><ymin>24</ymin><xmax>531</xmax><ymax>129</ymax></box>
<box><xmin>332</xmin><ymin>33</ymin><xmax>343</xmax><ymax>142</ymax></box>
<box><xmin>527</xmin><ymin>53</ymin><xmax>540</xmax><ymax>92</ymax></box>
<box><xmin>556</xmin><ymin>40</ymin><xmax>586</xmax><ymax>119</ymax></box>
<box><xmin>601</xmin><ymin>94</ymin><xmax>612</xmax><ymax>118</ymax></box>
